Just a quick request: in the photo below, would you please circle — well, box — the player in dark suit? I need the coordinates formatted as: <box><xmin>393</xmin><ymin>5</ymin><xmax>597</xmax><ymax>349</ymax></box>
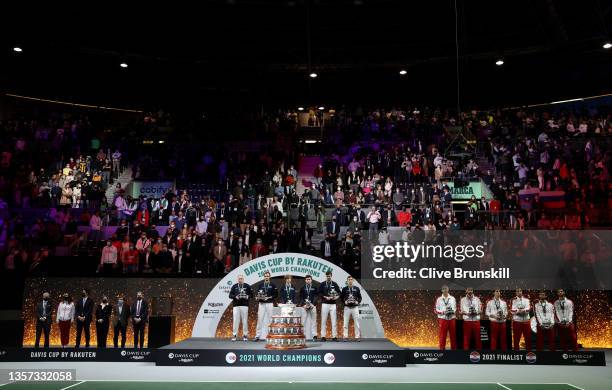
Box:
<box><xmin>318</xmin><ymin>271</ymin><xmax>342</xmax><ymax>341</ymax></box>
<box><xmin>74</xmin><ymin>288</ymin><xmax>94</xmax><ymax>347</ymax></box>
<box><xmin>95</xmin><ymin>296</ymin><xmax>112</xmax><ymax>348</ymax></box>
<box><xmin>279</xmin><ymin>274</ymin><xmax>297</xmax><ymax>304</ymax></box>
<box><xmin>130</xmin><ymin>291</ymin><xmax>149</xmax><ymax>348</ymax></box>
<box><xmin>113</xmin><ymin>295</ymin><xmax>131</xmax><ymax>348</ymax></box>
<box><xmin>300</xmin><ymin>275</ymin><xmax>318</xmax><ymax>340</ymax></box>
<box><xmin>35</xmin><ymin>292</ymin><xmax>52</xmax><ymax>348</ymax></box>
<box><xmin>253</xmin><ymin>271</ymin><xmax>278</xmax><ymax>341</ymax></box>
<box><xmin>341</xmin><ymin>276</ymin><xmax>363</xmax><ymax>341</ymax></box>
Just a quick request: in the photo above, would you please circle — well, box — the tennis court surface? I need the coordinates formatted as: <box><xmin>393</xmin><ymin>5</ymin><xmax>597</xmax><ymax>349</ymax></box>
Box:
<box><xmin>0</xmin><ymin>382</ymin><xmax>588</xmax><ymax>390</ymax></box>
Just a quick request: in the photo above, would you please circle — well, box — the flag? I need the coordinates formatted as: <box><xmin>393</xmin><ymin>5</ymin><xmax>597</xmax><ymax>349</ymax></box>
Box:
<box><xmin>539</xmin><ymin>191</ymin><xmax>566</xmax><ymax>209</ymax></box>
<box><xmin>518</xmin><ymin>188</ymin><xmax>539</xmax><ymax>210</ymax></box>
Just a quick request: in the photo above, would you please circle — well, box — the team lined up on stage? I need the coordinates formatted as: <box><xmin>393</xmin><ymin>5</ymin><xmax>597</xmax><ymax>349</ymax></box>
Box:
<box><xmin>229</xmin><ymin>271</ymin><xmax>362</xmax><ymax>342</ymax></box>
<box><xmin>435</xmin><ymin>286</ymin><xmax>578</xmax><ymax>351</ymax></box>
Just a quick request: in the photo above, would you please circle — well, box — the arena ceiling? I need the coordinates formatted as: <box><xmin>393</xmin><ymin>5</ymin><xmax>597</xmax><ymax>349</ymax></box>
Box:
<box><xmin>1</xmin><ymin>0</ymin><xmax>611</xmax><ymax>110</ymax></box>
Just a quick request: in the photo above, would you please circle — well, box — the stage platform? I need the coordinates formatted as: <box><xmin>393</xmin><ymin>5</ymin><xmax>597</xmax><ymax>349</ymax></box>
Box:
<box><xmin>156</xmin><ymin>337</ymin><xmax>405</xmax><ymax>367</ymax></box>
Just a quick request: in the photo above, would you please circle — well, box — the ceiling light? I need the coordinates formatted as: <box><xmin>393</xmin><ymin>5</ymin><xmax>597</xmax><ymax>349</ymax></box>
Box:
<box><xmin>309</xmin><ymin>72</ymin><xmax>318</xmax><ymax>78</ymax></box>
<box><xmin>318</xmin><ymin>106</ymin><xmax>325</xmax><ymax>111</ymax></box>
<box><xmin>603</xmin><ymin>42</ymin><xmax>612</xmax><ymax>49</ymax></box>
<box><xmin>550</xmin><ymin>98</ymin><xmax>584</xmax><ymax>105</ymax></box>
<box><xmin>120</xmin><ymin>62</ymin><xmax>128</xmax><ymax>68</ymax></box>
<box><xmin>399</xmin><ymin>70</ymin><xmax>407</xmax><ymax>75</ymax></box>
<box><xmin>298</xmin><ymin>107</ymin><xmax>304</xmax><ymax>111</ymax></box>
<box><xmin>495</xmin><ymin>59</ymin><xmax>504</xmax><ymax>66</ymax></box>
<box><xmin>13</xmin><ymin>47</ymin><xmax>22</xmax><ymax>53</ymax></box>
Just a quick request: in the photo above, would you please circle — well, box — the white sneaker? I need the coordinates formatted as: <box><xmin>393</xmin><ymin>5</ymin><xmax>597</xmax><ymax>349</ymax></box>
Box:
<box><xmin>243</xmin><ymin>336</ymin><xmax>248</xmax><ymax>341</ymax></box>
<box><xmin>231</xmin><ymin>335</ymin><xmax>237</xmax><ymax>342</ymax></box>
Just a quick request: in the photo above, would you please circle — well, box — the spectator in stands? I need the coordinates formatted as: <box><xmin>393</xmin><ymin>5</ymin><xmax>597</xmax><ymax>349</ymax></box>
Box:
<box><xmin>100</xmin><ymin>240</ymin><xmax>118</xmax><ymax>274</ymax></box>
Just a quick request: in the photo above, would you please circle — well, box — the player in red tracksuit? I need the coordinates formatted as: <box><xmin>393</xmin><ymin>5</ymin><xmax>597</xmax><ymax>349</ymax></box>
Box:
<box><xmin>485</xmin><ymin>289</ymin><xmax>508</xmax><ymax>350</ymax></box>
<box><xmin>554</xmin><ymin>289</ymin><xmax>578</xmax><ymax>352</ymax></box>
<box><xmin>434</xmin><ymin>285</ymin><xmax>457</xmax><ymax>350</ymax></box>
<box><xmin>510</xmin><ymin>288</ymin><xmax>531</xmax><ymax>350</ymax></box>
<box><xmin>534</xmin><ymin>290</ymin><xmax>556</xmax><ymax>351</ymax></box>
<box><xmin>460</xmin><ymin>287</ymin><xmax>482</xmax><ymax>350</ymax></box>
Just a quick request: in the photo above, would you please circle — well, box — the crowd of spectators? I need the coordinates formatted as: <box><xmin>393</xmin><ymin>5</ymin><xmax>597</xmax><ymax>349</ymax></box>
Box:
<box><xmin>0</xmin><ymin>103</ymin><xmax>610</xmax><ymax>279</ymax></box>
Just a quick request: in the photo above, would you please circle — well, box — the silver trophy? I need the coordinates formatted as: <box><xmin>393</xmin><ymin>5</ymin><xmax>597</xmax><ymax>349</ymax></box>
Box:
<box><xmin>237</xmin><ymin>287</ymin><xmax>249</xmax><ymax>300</ymax></box>
<box><xmin>540</xmin><ymin>304</ymin><xmax>553</xmax><ymax>329</ymax></box>
<box><xmin>329</xmin><ymin>288</ymin><xmax>340</xmax><ymax>301</ymax></box>
<box><xmin>303</xmin><ymin>298</ymin><xmax>314</xmax><ymax>311</ymax></box>
<box><xmin>256</xmin><ymin>289</ymin><xmax>269</xmax><ymax>302</ymax></box>
<box><xmin>541</xmin><ymin>319</ymin><xmax>554</xmax><ymax>329</ymax></box>
<box><xmin>559</xmin><ymin>302</ymin><xmax>568</xmax><ymax>325</ymax></box>
<box><xmin>345</xmin><ymin>292</ymin><xmax>357</xmax><ymax>306</ymax></box>
<box><xmin>469</xmin><ymin>305</ymin><xmax>477</xmax><ymax>317</ymax></box>
<box><xmin>497</xmin><ymin>309</ymin><xmax>504</xmax><ymax>321</ymax></box>
<box><xmin>444</xmin><ymin>305</ymin><xmax>454</xmax><ymax>319</ymax></box>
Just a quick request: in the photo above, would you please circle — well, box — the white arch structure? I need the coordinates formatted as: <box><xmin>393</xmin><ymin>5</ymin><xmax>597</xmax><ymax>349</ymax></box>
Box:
<box><xmin>192</xmin><ymin>253</ymin><xmax>385</xmax><ymax>338</ymax></box>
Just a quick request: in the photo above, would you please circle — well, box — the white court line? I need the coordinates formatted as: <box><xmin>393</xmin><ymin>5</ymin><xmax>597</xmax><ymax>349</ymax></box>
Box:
<box><xmin>566</xmin><ymin>384</ymin><xmax>585</xmax><ymax>390</ymax></box>
<box><xmin>0</xmin><ymin>383</ymin><xmax>10</xmax><ymax>388</ymax></box>
<box><xmin>73</xmin><ymin>380</ymin><xmax>580</xmax><ymax>385</ymax></box>
<box><xmin>60</xmin><ymin>381</ymin><xmax>87</xmax><ymax>390</ymax></box>
<box><xmin>497</xmin><ymin>383</ymin><xmax>512</xmax><ymax>390</ymax></box>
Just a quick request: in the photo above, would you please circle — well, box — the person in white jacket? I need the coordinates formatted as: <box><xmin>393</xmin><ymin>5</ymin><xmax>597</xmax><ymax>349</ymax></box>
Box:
<box><xmin>460</xmin><ymin>287</ymin><xmax>482</xmax><ymax>350</ymax></box>
<box><xmin>434</xmin><ymin>285</ymin><xmax>457</xmax><ymax>350</ymax></box>
<box><xmin>554</xmin><ymin>288</ymin><xmax>577</xmax><ymax>352</ymax></box>
<box><xmin>486</xmin><ymin>289</ymin><xmax>508</xmax><ymax>350</ymax></box>
<box><xmin>89</xmin><ymin>211</ymin><xmax>103</xmax><ymax>241</ymax></box>
<box><xmin>534</xmin><ymin>290</ymin><xmax>555</xmax><ymax>351</ymax></box>
<box><xmin>511</xmin><ymin>288</ymin><xmax>531</xmax><ymax>350</ymax></box>
<box><xmin>56</xmin><ymin>293</ymin><xmax>75</xmax><ymax>348</ymax></box>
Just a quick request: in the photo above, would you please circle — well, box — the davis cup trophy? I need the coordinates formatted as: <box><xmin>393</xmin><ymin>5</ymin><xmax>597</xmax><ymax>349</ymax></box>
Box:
<box><xmin>265</xmin><ymin>301</ymin><xmax>306</xmax><ymax>350</ymax></box>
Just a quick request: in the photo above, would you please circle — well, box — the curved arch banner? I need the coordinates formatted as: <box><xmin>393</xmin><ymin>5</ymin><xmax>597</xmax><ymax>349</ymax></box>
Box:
<box><xmin>192</xmin><ymin>253</ymin><xmax>385</xmax><ymax>338</ymax></box>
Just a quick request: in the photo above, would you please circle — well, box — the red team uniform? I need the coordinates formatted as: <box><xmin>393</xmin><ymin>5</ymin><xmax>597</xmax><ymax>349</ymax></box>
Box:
<box><xmin>434</xmin><ymin>294</ymin><xmax>457</xmax><ymax>350</ymax></box>
<box><xmin>554</xmin><ymin>297</ymin><xmax>578</xmax><ymax>352</ymax></box>
<box><xmin>460</xmin><ymin>294</ymin><xmax>482</xmax><ymax>350</ymax></box>
<box><xmin>534</xmin><ymin>299</ymin><xmax>556</xmax><ymax>351</ymax></box>
<box><xmin>511</xmin><ymin>295</ymin><xmax>532</xmax><ymax>350</ymax></box>
<box><xmin>486</xmin><ymin>297</ymin><xmax>508</xmax><ymax>350</ymax></box>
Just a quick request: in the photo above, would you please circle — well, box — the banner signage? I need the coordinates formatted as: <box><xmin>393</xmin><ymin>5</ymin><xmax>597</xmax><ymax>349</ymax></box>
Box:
<box><xmin>0</xmin><ymin>348</ymin><xmax>155</xmax><ymax>362</ymax></box>
<box><xmin>407</xmin><ymin>349</ymin><xmax>605</xmax><ymax>366</ymax></box>
<box><xmin>128</xmin><ymin>181</ymin><xmax>175</xmax><ymax>198</ymax></box>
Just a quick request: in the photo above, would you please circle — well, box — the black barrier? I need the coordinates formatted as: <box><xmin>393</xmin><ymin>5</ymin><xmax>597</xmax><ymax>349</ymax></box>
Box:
<box><xmin>0</xmin><ymin>348</ymin><xmax>155</xmax><ymax>362</ymax></box>
<box><xmin>406</xmin><ymin>349</ymin><xmax>606</xmax><ymax>366</ymax></box>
